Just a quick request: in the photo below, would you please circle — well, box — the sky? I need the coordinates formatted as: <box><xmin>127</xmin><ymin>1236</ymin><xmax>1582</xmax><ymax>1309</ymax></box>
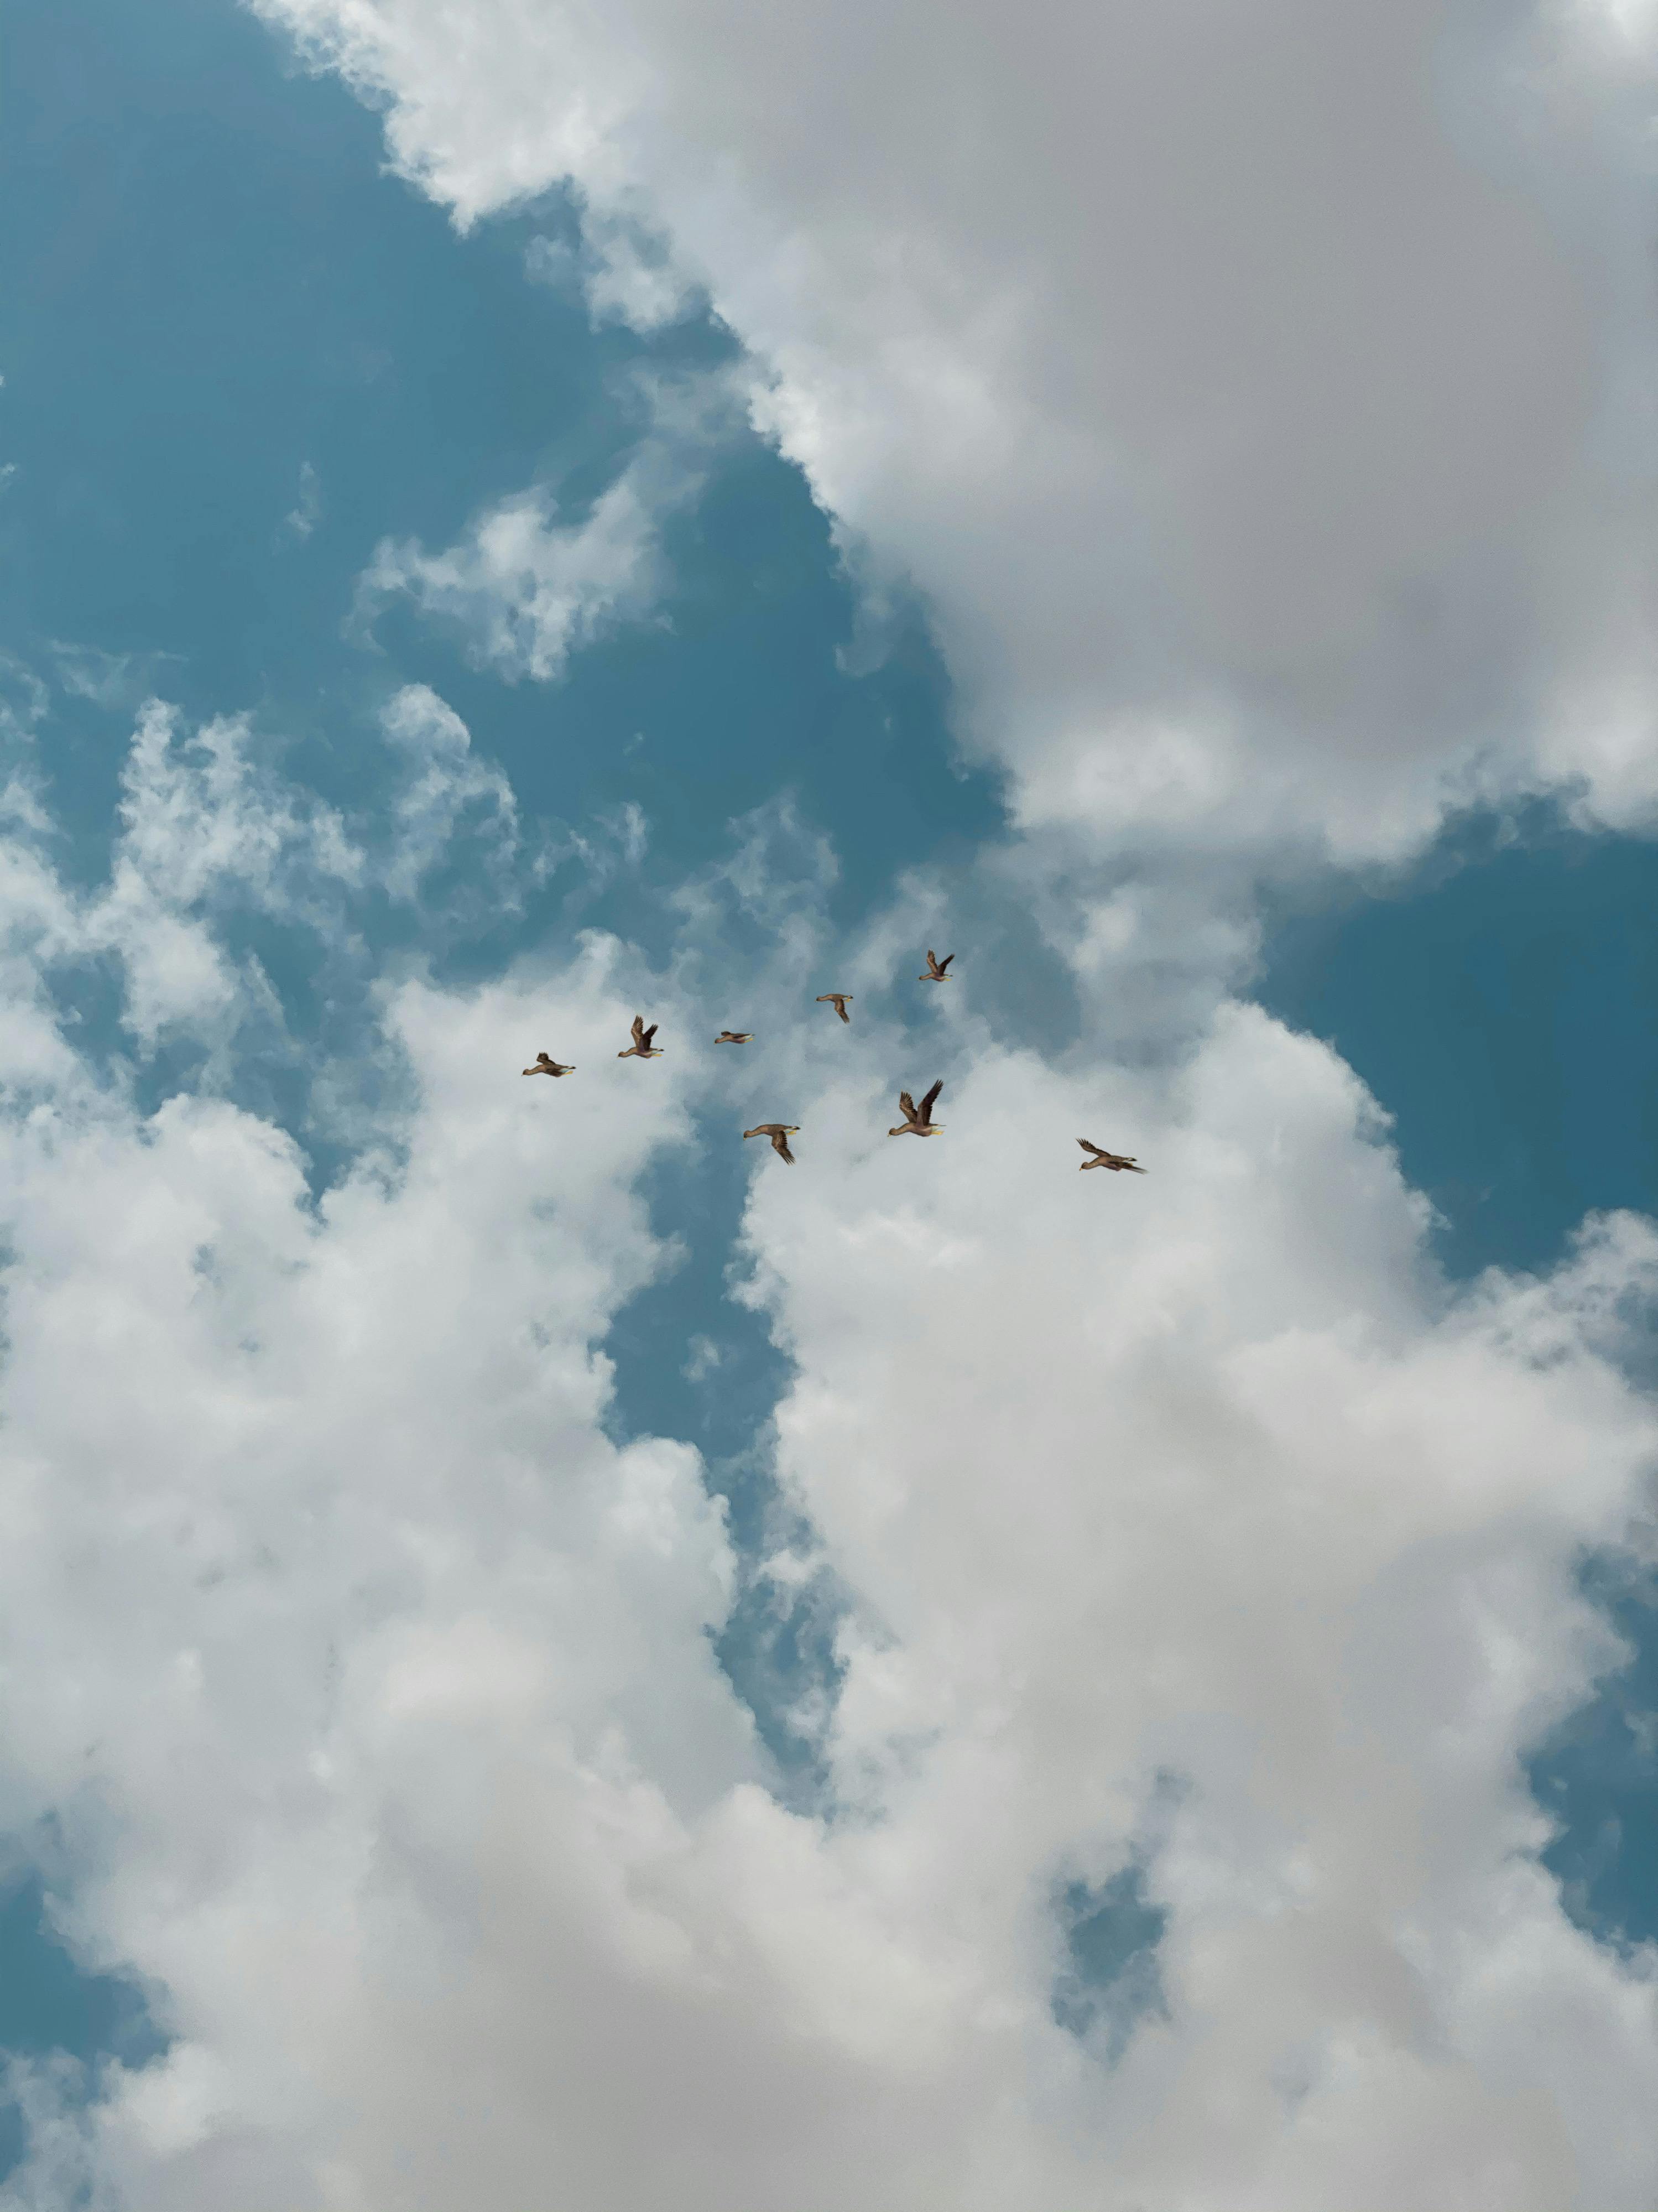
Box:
<box><xmin>1</xmin><ymin>0</ymin><xmax>1658</xmax><ymax>2204</ymax></box>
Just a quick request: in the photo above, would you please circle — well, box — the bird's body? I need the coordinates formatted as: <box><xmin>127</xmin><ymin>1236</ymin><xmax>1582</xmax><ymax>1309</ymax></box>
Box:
<box><xmin>920</xmin><ymin>950</ymin><xmax>955</xmax><ymax>981</ymax></box>
<box><xmin>816</xmin><ymin>993</ymin><xmax>852</xmax><ymax>1022</ymax></box>
<box><xmin>618</xmin><ymin>1015</ymin><xmax>663</xmax><ymax>1059</ymax></box>
<box><xmin>1079</xmin><ymin>1140</ymin><xmax>1144</xmax><ymax>1173</ymax></box>
<box><xmin>744</xmin><ymin>1123</ymin><xmax>800</xmax><ymax>1164</ymax></box>
<box><xmin>716</xmin><ymin>1030</ymin><xmax>754</xmax><ymax>1044</ymax></box>
<box><xmin>889</xmin><ymin>1080</ymin><xmax>945</xmax><ymax>1136</ymax></box>
<box><xmin>522</xmin><ymin>1053</ymin><xmax>575</xmax><ymax>1078</ymax></box>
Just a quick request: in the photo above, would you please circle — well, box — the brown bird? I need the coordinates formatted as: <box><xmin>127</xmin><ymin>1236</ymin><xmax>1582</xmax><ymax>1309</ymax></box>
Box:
<box><xmin>816</xmin><ymin>993</ymin><xmax>852</xmax><ymax>1022</ymax></box>
<box><xmin>618</xmin><ymin>1015</ymin><xmax>663</xmax><ymax>1059</ymax></box>
<box><xmin>522</xmin><ymin>1052</ymin><xmax>575</xmax><ymax>1078</ymax></box>
<box><xmin>919</xmin><ymin>950</ymin><xmax>954</xmax><ymax>981</ymax></box>
<box><xmin>715</xmin><ymin>1030</ymin><xmax>754</xmax><ymax>1044</ymax></box>
<box><xmin>1079</xmin><ymin>1139</ymin><xmax>1145</xmax><ymax>1173</ymax></box>
<box><xmin>744</xmin><ymin>1123</ymin><xmax>799</xmax><ymax>1163</ymax></box>
<box><xmin>889</xmin><ymin>1080</ymin><xmax>944</xmax><ymax>1136</ymax></box>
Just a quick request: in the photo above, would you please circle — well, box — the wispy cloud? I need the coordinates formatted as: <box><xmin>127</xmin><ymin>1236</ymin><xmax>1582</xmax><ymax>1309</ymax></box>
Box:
<box><xmin>526</xmin><ymin>206</ymin><xmax>703</xmax><ymax>332</ymax></box>
<box><xmin>356</xmin><ymin>372</ymin><xmax>737</xmax><ymax>681</ymax></box>
<box><xmin>283</xmin><ymin>457</ymin><xmax>322</xmax><ymax>541</ymax></box>
<box><xmin>378</xmin><ymin>681</ymin><xmax>520</xmax><ymax>902</ymax></box>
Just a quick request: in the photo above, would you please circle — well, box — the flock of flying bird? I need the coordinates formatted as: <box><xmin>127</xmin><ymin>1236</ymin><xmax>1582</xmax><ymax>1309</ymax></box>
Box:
<box><xmin>522</xmin><ymin>950</ymin><xmax>1146</xmax><ymax>1174</ymax></box>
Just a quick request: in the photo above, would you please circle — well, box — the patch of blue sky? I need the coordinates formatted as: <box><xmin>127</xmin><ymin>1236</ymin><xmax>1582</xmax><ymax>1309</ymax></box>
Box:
<box><xmin>0</xmin><ymin>1869</ymin><xmax>168</xmax><ymax>2179</ymax></box>
<box><xmin>1051</xmin><ymin>1864</ymin><xmax>1169</xmax><ymax>2062</ymax></box>
<box><xmin>1256</xmin><ymin>804</ymin><xmax>1658</xmax><ymax>1283</ymax></box>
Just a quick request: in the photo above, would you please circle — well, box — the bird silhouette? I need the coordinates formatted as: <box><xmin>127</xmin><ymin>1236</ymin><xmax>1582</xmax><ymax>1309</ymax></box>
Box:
<box><xmin>715</xmin><ymin>1030</ymin><xmax>754</xmax><ymax>1044</ymax></box>
<box><xmin>889</xmin><ymin>1080</ymin><xmax>945</xmax><ymax>1136</ymax></box>
<box><xmin>744</xmin><ymin>1123</ymin><xmax>799</xmax><ymax>1163</ymax></box>
<box><xmin>919</xmin><ymin>951</ymin><xmax>954</xmax><ymax>981</ymax></box>
<box><xmin>1078</xmin><ymin>1139</ymin><xmax>1144</xmax><ymax>1173</ymax></box>
<box><xmin>816</xmin><ymin>993</ymin><xmax>852</xmax><ymax>1022</ymax></box>
<box><xmin>618</xmin><ymin>1016</ymin><xmax>663</xmax><ymax>1059</ymax></box>
<box><xmin>522</xmin><ymin>1052</ymin><xmax>575</xmax><ymax>1078</ymax></box>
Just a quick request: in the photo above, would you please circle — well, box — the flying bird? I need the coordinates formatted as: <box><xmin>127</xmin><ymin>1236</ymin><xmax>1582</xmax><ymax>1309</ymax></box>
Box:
<box><xmin>744</xmin><ymin>1123</ymin><xmax>800</xmax><ymax>1163</ymax></box>
<box><xmin>522</xmin><ymin>1052</ymin><xmax>575</xmax><ymax>1078</ymax></box>
<box><xmin>889</xmin><ymin>1080</ymin><xmax>944</xmax><ymax>1136</ymax></box>
<box><xmin>715</xmin><ymin>1030</ymin><xmax>754</xmax><ymax>1044</ymax></box>
<box><xmin>919</xmin><ymin>950</ymin><xmax>954</xmax><ymax>981</ymax></box>
<box><xmin>816</xmin><ymin>993</ymin><xmax>852</xmax><ymax>1022</ymax></box>
<box><xmin>618</xmin><ymin>1016</ymin><xmax>663</xmax><ymax>1059</ymax></box>
<box><xmin>1078</xmin><ymin>1139</ymin><xmax>1145</xmax><ymax>1173</ymax></box>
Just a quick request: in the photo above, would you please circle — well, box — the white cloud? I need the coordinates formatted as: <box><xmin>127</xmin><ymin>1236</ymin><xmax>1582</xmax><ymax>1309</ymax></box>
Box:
<box><xmin>377</xmin><ymin>683</ymin><xmax>520</xmax><ymax>901</ymax></box>
<box><xmin>357</xmin><ymin>372</ymin><xmax>734</xmax><ymax>681</ymax></box>
<box><xmin>527</xmin><ymin>207</ymin><xmax>702</xmax><ymax>331</ymax></box>
<box><xmin>0</xmin><ymin>752</ymin><xmax>1651</xmax><ymax>2202</ymax></box>
<box><xmin>258</xmin><ymin>0</ymin><xmax>1658</xmax><ymax>865</ymax></box>
<box><xmin>81</xmin><ymin>701</ymin><xmax>362</xmax><ymax>1053</ymax></box>
<box><xmin>723</xmin><ymin>993</ymin><xmax>1658</xmax><ymax>2209</ymax></box>
<box><xmin>284</xmin><ymin>460</ymin><xmax>322</xmax><ymax>542</ymax></box>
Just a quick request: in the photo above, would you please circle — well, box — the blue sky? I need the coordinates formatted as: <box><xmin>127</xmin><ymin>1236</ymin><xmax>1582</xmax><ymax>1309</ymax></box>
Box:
<box><xmin>4</xmin><ymin>0</ymin><xmax>1658</xmax><ymax>2204</ymax></box>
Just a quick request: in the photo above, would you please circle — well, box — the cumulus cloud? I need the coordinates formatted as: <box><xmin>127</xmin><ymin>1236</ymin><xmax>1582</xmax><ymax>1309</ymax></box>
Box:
<box><xmin>259</xmin><ymin>0</ymin><xmax>1658</xmax><ymax>863</ymax></box>
<box><xmin>18</xmin><ymin>7</ymin><xmax>1658</xmax><ymax>2198</ymax></box>
<box><xmin>0</xmin><ymin>730</ymin><xmax>1651</xmax><ymax>2203</ymax></box>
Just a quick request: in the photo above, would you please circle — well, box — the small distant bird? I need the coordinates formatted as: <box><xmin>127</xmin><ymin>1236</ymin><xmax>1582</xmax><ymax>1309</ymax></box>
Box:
<box><xmin>889</xmin><ymin>1080</ymin><xmax>944</xmax><ymax>1136</ymax></box>
<box><xmin>744</xmin><ymin>1123</ymin><xmax>799</xmax><ymax>1163</ymax></box>
<box><xmin>1078</xmin><ymin>1139</ymin><xmax>1144</xmax><ymax>1173</ymax></box>
<box><xmin>919</xmin><ymin>950</ymin><xmax>954</xmax><ymax>981</ymax></box>
<box><xmin>618</xmin><ymin>1015</ymin><xmax>663</xmax><ymax>1059</ymax></box>
<box><xmin>816</xmin><ymin>993</ymin><xmax>852</xmax><ymax>1023</ymax></box>
<box><xmin>715</xmin><ymin>1030</ymin><xmax>754</xmax><ymax>1044</ymax></box>
<box><xmin>522</xmin><ymin>1052</ymin><xmax>575</xmax><ymax>1078</ymax></box>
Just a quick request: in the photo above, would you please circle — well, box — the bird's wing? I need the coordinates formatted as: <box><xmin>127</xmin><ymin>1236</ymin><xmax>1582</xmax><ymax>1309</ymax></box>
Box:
<box><xmin>1079</xmin><ymin>1138</ymin><xmax>1104</xmax><ymax>1156</ymax></box>
<box><xmin>642</xmin><ymin>1024</ymin><xmax>658</xmax><ymax>1048</ymax></box>
<box><xmin>897</xmin><ymin>1091</ymin><xmax>917</xmax><ymax>1121</ymax></box>
<box><xmin>937</xmin><ymin>954</ymin><xmax>953</xmax><ymax>973</ymax></box>
<box><xmin>771</xmin><ymin>1131</ymin><xmax>795</xmax><ymax>1162</ymax></box>
<box><xmin>925</xmin><ymin>950</ymin><xmax>939</xmax><ymax>970</ymax></box>
<box><xmin>630</xmin><ymin>1014</ymin><xmax>645</xmax><ymax>1043</ymax></box>
<box><xmin>836</xmin><ymin>999</ymin><xmax>850</xmax><ymax>1021</ymax></box>
<box><xmin>919</xmin><ymin>1080</ymin><xmax>943</xmax><ymax>1120</ymax></box>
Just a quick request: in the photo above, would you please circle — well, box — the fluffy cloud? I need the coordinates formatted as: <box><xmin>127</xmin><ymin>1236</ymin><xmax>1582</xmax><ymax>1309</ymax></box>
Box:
<box><xmin>13</xmin><ymin>9</ymin><xmax>1658</xmax><ymax>2198</ymax></box>
<box><xmin>731</xmin><ymin>995</ymin><xmax>1658</xmax><ymax>2206</ymax></box>
<box><xmin>258</xmin><ymin>0</ymin><xmax>1658</xmax><ymax>862</ymax></box>
<box><xmin>0</xmin><ymin>726</ymin><xmax>1655</xmax><ymax>2203</ymax></box>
